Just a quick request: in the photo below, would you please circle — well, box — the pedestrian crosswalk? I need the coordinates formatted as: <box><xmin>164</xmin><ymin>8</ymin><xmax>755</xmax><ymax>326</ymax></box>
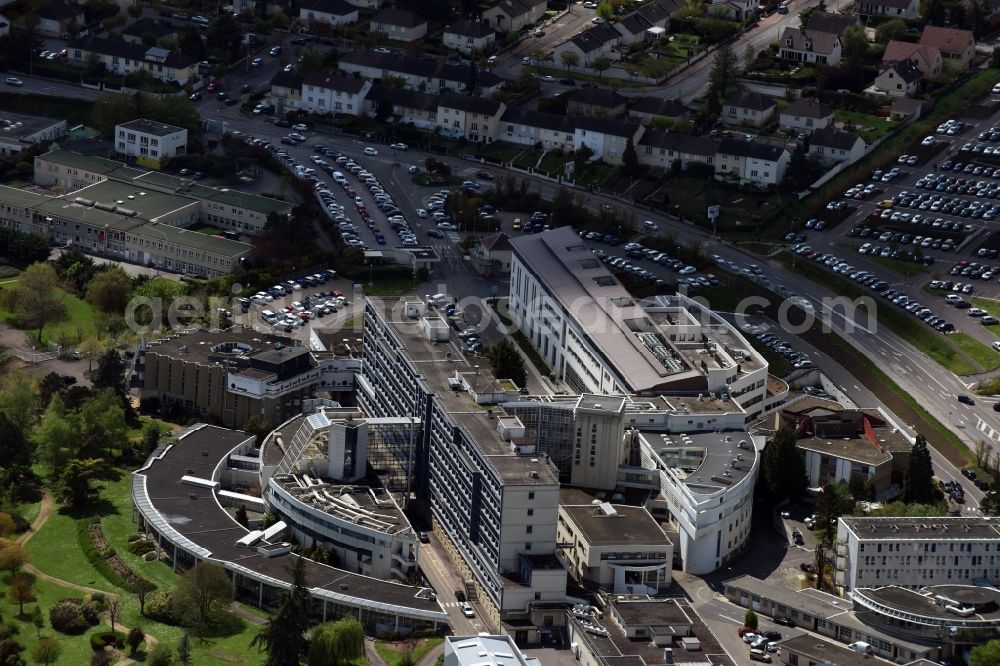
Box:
<box><xmin>439</xmin><ymin>601</ymin><xmax>464</xmax><ymax>608</ymax></box>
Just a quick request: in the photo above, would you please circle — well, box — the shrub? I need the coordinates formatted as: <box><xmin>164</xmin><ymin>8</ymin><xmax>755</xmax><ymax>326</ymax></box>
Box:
<box><xmin>148</xmin><ymin>642</ymin><xmax>173</xmax><ymax>666</ymax></box>
<box><xmin>88</xmin><ymin>593</ymin><xmax>106</xmax><ymax>612</ymax></box>
<box><xmin>49</xmin><ymin>599</ymin><xmax>95</xmax><ymax>635</ymax></box>
<box><xmin>145</xmin><ymin>589</ymin><xmax>181</xmax><ymax>626</ymax></box>
<box><xmin>126</xmin><ymin>534</ymin><xmax>142</xmax><ymax>543</ymax></box>
<box><xmin>127</xmin><ymin>540</ymin><xmax>155</xmax><ymax>556</ymax></box>
<box><xmin>89</xmin><ymin>631</ymin><xmax>125</xmax><ymax>652</ymax></box>
<box><xmin>80</xmin><ymin>601</ymin><xmax>101</xmax><ymax>625</ymax></box>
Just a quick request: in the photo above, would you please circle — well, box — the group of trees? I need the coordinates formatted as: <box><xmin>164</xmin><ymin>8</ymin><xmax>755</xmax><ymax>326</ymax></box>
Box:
<box><xmin>90</xmin><ymin>92</ymin><xmax>200</xmax><ymax>140</ymax></box>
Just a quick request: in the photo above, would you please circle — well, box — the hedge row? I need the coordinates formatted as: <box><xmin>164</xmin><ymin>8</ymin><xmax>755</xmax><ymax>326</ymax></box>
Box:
<box><xmin>76</xmin><ymin>520</ymin><xmax>157</xmax><ymax>594</ymax></box>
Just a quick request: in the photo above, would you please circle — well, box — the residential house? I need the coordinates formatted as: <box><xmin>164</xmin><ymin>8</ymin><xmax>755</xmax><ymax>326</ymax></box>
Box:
<box><xmin>443</xmin><ymin>19</ymin><xmax>496</xmax><ymax>55</ymax></box>
<box><xmin>881</xmin><ymin>40</ymin><xmax>942</xmax><ymax>78</ymax></box>
<box><xmin>627</xmin><ymin>97</ymin><xmax>690</xmax><ymax>125</ymax></box>
<box><xmin>115</xmin><ymin>119</ymin><xmax>187</xmax><ymax>168</ymax></box>
<box><xmin>573</xmin><ymin>116</ymin><xmax>643</xmax><ymax>165</ymax></box>
<box><xmin>804</xmin><ymin>10</ymin><xmax>857</xmax><ymax>37</ymax></box>
<box><xmin>779</xmin><ymin>98</ymin><xmax>834</xmax><ymax>133</ymax></box>
<box><xmin>918</xmin><ymin>25</ymin><xmax>975</xmax><ymax>70</ymax></box>
<box><xmin>709</xmin><ymin>0</ymin><xmax>754</xmax><ymax>19</ymax></box>
<box><xmin>298</xmin><ymin>0</ymin><xmax>359</xmax><ymax>27</ymax></box>
<box><xmin>66</xmin><ymin>37</ymin><xmax>197</xmax><ymax>85</ymax></box>
<box><xmin>721</xmin><ymin>91</ymin><xmax>775</xmax><ymax>128</ymax></box>
<box><xmin>436</xmin><ymin>93</ymin><xmax>506</xmax><ymax>143</ymax></box>
<box><xmin>715</xmin><ymin>139</ymin><xmax>789</xmax><ymax>187</ymax></box>
<box><xmin>498</xmin><ymin>108</ymin><xmax>575</xmax><ymax>150</ymax></box>
<box><xmin>482</xmin><ymin>0</ymin><xmax>547</xmax><ymax>33</ymax></box>
<box><xmin>808</xmin><ymin>128</ymin><xmax>866</xmax><ymax>164</ymax></box>
<box><xmin>25</xmin><ymin>0</ymin><xmax>83</xmax><ymax>38</ymax></box>
<box><xmin>364</xmin><ymin>85</ymin><xmax>439</xmax><ymax>130</ymax></box>
<box><xmin>778</xmin><ymin>26</ymin><xmax>842</xmax><ymax>66</ymax></box>
<box><xmin>637</xmin><ymin>130</ymin><xmax>716</xmax><ymax>171</ymax></box>
<box><xmin>269</xmin><ymin>70</ymin><xmax>303</xmax><ymax>112</ymax></box>
<box><xmin>552</xmin><ymin>24</ymin><xmax>621</xmax><ymax>66</ymax></box>
<box><xmin>371</xmin><ymin>8</ymin><xmax>427</xmax><ymax>42</ymax></box>
<box><xmin>613</xmin><ymin>0</ymin><xmax>674</xmax><ymax>45</ymax></box>
<box><xmin>338</xmin><ymin>51</ymin><xmax>504</xmax><ymax>95</ymax></box>
<box><xmin>890</xmin><ymin>96</ymin><xmax>923</xmax><ymax>120</ymax></box>
<box><xmin>300</xmin><ymin>73</ymin><xmax>370</xmax><ymax>115</ymax></box>
<box><xmin>568</xmin><ymin>87</ymin><xmax>626</xmax><ymax>117</ymax></box>
<box><xmin>122</xmin><ymin>18</ymin><xmax>177</xmax><ymax>46</ymax></box>
<box><xmin>471</xmin><ymin>233</ymin><xmax>513</xmax><ymax>275</ymax></box>
<box><xmin>874</xmin><ymin>59</ymin><xmax>922</xmax><ymax>97</ymax></box>
<box><xmin>856</xmin><ymin>0</ymin><xmax>919</xmax><ymax>19</ymax></box>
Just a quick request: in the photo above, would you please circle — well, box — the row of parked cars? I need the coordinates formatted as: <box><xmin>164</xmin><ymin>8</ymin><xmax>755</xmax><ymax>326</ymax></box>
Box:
<box><xmin>916</xmin><ymin>172</ymin><xmax>1000</xmax><ymax>195</ymax></box>
<box><xmin>747</xmin><ymin>328</ymin><xmax>814</xmax><ymax>370</ymax></box>
<box><xmin>261</xmin><ymin>290</ymin><xmax>349</xmax><ymax>331</ymax></box>
<box><xmin>888</xmin><ymin>188</ymin><xmax>994</xmax><ymax>222</ymax></box>
<box><xmin>948</xmin><ymin>260</ymin><xmax>1000</xmax><ymax>281</ymax></box>
<box><xmin>879</xmin><ymin>288</ymin><xmax>955</xmax><ymax>332</ymax></box>
<box><xmin>942</xmin><ymin>292</ymin><xmax>999</xmax><ymax>325</ymax></box>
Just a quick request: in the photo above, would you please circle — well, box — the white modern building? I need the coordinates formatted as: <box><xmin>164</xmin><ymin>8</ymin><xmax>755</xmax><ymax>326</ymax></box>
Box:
<box><xmin>508</xmin><ymin>227</ymin><xmax>769</xmax><ymax>414</ymax></box>
<box><xmin>445</xmin><ymin>635</ymin><xmax>539</xmax><ymax>666</ymax></box>
<box><xmin>115</xmin><ymin>119</ymin><xmax>188</xmax><ymax>169</ymax></box>
<box><xmin>834</xmin><ymin>517</ymin><xmax>1000</xmax><ymax>592</ymax></box>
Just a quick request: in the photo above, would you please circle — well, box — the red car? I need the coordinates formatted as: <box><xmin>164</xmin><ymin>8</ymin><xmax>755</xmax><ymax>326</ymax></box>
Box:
<box><xmin>738</xmin><ymin>626</ymin><xmax>755</xmax><ymax>637</ymax></box>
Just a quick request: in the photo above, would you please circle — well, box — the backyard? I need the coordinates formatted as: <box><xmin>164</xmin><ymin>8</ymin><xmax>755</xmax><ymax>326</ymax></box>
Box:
<box><xmin>619</xmin><ymin>34</ymin><xmax>704</xmax><ymax>79</ymax></box>
<box><xmin>833</xmin><ymin>109</ymin><xmax>896</xmax><ymax>145</ymax></box>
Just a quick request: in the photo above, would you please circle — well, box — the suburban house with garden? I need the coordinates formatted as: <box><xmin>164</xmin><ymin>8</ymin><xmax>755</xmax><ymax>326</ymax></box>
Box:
<box><xmin>298</xmin><ymin>0</ymin><xmax>359</xmax><ymax>26</ymax></box>
<box><xmin>856</xmin><ymin>0</ymin><xmax>920</xmax><ymax>19</ymax></box>
<box><xmin>365</xmin><ymin>85</ymin><xmax>440</xmax><ymax>129</ymax></box>
<box><xmin>918</xmin><ymin>25</ymin><xmax>975</xmax><ymax>71</ymax></box>
<box><xmin>499</xmin><ymin>108</ymin><xmax>575</xmax><ymax>150</ymax></box>
<box><xmin>370</xmin><ymin>8</ymin><xmax>427</xmax><ymax>41</ymax></box>
<box><xmin>443</xmin><ymin>19</ymin><xmax>496</xmax><ymax>54</ymax></box>
<box><xmin>873</xmin><ymin>59</ymin><xmax>922</xmax><ymax>97</ymax></box>
<box><xmin>300</xmin><ymin>73</ymin><xmax>371</xmax><ymax>115</ymax></box>
<box><xmin>338</xmin><ymin>51</ymin><xmax>504</xmax><ymax>94</ymax></box>
<box><xmin>778</xmin><ymin>26</ymin><xmax>842</xmax><ymax>66</ymax></box>
<box><xmin>808</xmin><ymin>128</ymin><xmax>866</xmax><ymax>165</ymax></box>
<box><xmin>268</xmin><ymin>70</ymin><xmax>303</xmax><ymax>112</ymax></box>
<box><xmin>715</xmin><ymin>139</ymin><xmax>790</xmax><ymax>187</ymax></box>
<box><xmin>612</xmin><ymin>0</ymin><xmax>674</xmax><ymax>44</ymax></box>
<box><xmin>637</xmin><ymin>130</ymin><xmax>716</xmax><ymax>171</ymax></box>
<box><xmin>481</xmin><ymin>0</ymin><xmax>547</xmax><ymax>33</ymax></box>
<box><xmin>553</xmin><ymin>24</ymin><xmax>622</xmax><ymax>65</ymax></box>
<box><xmin>66</xmin><ymin>36</ymin><xmax>198</xmax><ymax>85</ymax></box>
<box><xmin>721</xmin><ymin>91</ymin><xmax>776</xmax><ymax>128</ymax></box>
<box><xmin>573</xmin><ymin>117</ymin><xmax>644</xmax><ymax>165</ymax></box>
<box><xmin>779</xmin><ymin>98</ymin><xmax>834</xmax><ymax>133</ymax></box>
<box><xmin>122</xmin><ymin>18</ymin><xmax>178</xmax><ymax>45</ymax></box>
<box><xmin>436</xmin><ymin>93</ymin><xmax>505</xmax><ymax>143</ymax></box>
<box><xmin>881</xmin><ymin>40</ymin><xmax>942</xmax><ymax>78</ymax></box>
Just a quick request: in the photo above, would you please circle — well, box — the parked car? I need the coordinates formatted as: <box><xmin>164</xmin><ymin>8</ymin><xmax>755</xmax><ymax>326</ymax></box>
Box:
<box><xmin>4</xmin><ymin>77</ymin><xmax>22</xmax><ymax>87</ymax></box>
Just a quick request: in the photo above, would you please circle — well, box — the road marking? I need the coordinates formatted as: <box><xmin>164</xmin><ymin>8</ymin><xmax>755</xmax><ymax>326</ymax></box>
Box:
<box><xmin>718</xmin><ymin>613</ymin><xmax>743</xmax><ymax>625</ymax></box>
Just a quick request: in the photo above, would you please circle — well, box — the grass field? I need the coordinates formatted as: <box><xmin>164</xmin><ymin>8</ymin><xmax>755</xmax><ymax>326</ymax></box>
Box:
<box><xmin>866</xmin><ymin>254</ymin><xmax>929</xmax><ymax>278</ymax></box>
<box><xmin>951</xmin><ymin>332</ymin><xmax>1000</xmax><ymax>371</ymax></box>
<box><xmin>0</xmin><ymin>283</ymin><xmax>98</xmax><ymax>347</ymax></box>
<box><xmin>973</xmin><ymin>297</ymin><xmax>1000</xmax><ymax>322</ymax></box>
<box><xmin>376</xmin><ymin>638</ymin><xmax>444</xmax><ymax>666</ymax></box>
<box><xmin>21</xmin><ymin>474</ymin><xmax>264</xmax><ymax>665</ymax></box>
<box><xmin>833</xmin><ymin>109</ymin><xmax>895</xmax><ymax>144</ymax></box>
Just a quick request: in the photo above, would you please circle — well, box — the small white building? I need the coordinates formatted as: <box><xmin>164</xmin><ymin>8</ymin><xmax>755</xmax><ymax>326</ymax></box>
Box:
<box><xmin>721</xmin><ymin>91</ymin><xmax>776</xmax><ymax>128</ymax></box>
<box><xmin>298</xmin><ymin>0</ymin><xmax>359</xmax><ymax>26</ymax></box>
<box><xmin>443</xmin><ymin>19</ymin><xmax>495</xmax><ymax>55</ymax></box>
<box><xmin>808</xmin><ymin>128</ymin><xmax>866</xmax><ymax>165</ymax></box>
<box><xmin>436</xmin><ymin>93</ymin><xmax>505</xmax><ymax>143</ymax></box>
<box><xmin>300</xmin><ymin>73</ymin><xmax>370</xmax><ymax>115</ymax></box>
<box><xmin>874</xmin><ymin>59</ymin><xmax>921</xmax><ymax>97</ymax></box>
<box><xmin>573</xmin><ymin>116</ymin><xmax>644</xmax><ymax>166</ymax></box>
<box><xmin>445</xmin><ymin>636</ymin><xmax>538</xmax><ymax>666</ymax></box>
<box><xmin>115</xmin><ymin>119</ymin><xmax>187</xmax><ymax>168</ymax></box>
<box><xmin>371</xmin><ymin>8</ymin><xmax>427</xmax><ymax>42</ymax></box>
<box><xmin>779</xmin><ymin>98</ymin><xmax>834</xmax><ymax>133</ymax></box>
<box><xmin>482</xmin><ymin>0</ymin><xmax>547</xmax><ymax>33</ymax></box>
<box><xmin>778</xmin><ymin>26</ymin><xmax>842</xmax><ymax>66</ymax></box>
<box><xmin>715</xmin><ymin>139</ymin><xmax>789</xmax><ymax>187</ymax></box>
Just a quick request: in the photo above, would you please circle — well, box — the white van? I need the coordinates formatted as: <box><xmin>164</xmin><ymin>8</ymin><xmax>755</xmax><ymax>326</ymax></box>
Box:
<box><xmin>261</xmin><ymin>310</ymin><xmax>278</xmax><ymax>324</ymax></box>
<box><xmin>945</xmin><ymin>294</ymin><xmax>962</xmax><ymax>304</ymax></box>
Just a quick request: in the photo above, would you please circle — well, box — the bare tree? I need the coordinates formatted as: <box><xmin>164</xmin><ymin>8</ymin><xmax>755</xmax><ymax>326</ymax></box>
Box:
<box><xmin>976</xmin><ymin>440</ymin><xmax>990</xmax><ymax>469</ymax></box>
<box><xmin>107</xmin><ymin>595</ymin><xmax>123</xmax><ymax>632</ymax></box>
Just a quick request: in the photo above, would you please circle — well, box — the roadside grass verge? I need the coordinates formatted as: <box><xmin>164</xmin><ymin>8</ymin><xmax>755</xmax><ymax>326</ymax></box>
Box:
<box><xmin>951</xmin><ymin>332</ymin><xmax>1000</xmax><ymax>371</ymax></box>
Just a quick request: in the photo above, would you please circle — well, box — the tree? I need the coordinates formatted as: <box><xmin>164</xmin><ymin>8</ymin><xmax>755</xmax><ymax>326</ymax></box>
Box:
<box><xmin>485</xmin><ymin>338</ymin><xmax>527</xmax><ymax>388</ymax></box>
<box><xmin>592</xmin><ymin>57</ymin><xmax>611</xmax><ymax>80</ymax></box>
<box><xmin>307</xmin><ymin>617</ymin><xmax>365</xmax><ymax>666</ymax></box>
<box><xmin>127</xmin><ymin>626</ymin><xmax>145</xmax><ymax>655</ymax></box>
<box><xmin>970</xmin><ymin>640</ymin><xmax>1000</xmax><ymax>666</ymax></box>
<box><xmin>31</xmin><ymin>636</ymin><xmax>61</xmax><ymax>665</ymax></box>
<box><xmin>142</xmin><ymin>420</ymin><xmax>162</xmax><ymax>456</ymax></box>
<box><xmin>251</xmin><ymin>556</ymin><xmax>310</xmax><ymax>665</ymax></box>
<box><xmin>244</xmin><ymin>415</ymin><xmax>271</xmax><ymax>447</ymax></box>
<box><xmin>107</xmin><ymin>595</ymin><xmax>123</xmax><ymax>632</ymax></box>
<box><xmin>91</xmin><ymin>349</ymin><xmax>126</xmax><ymax>398</ymax></box>
<box><xmin>921</xmin><ymin>0</ymin><xmax>946</xmax><ymax>24</ymax></box>
<box><xmin>32</xmin><ymin>394</ymin><xmax>83</xmax><ymax>475</ymax></box>
<box><xmin>762</xmin><ymin>427</ymin><xmax>808</xmax><ymax>500</ymax></box>
<box><xmin>207</xmin><ymin>13</ymin><xmax>244</xmax><ymax>64</ymax></box>
<box><xmin>148</xmin><ymin>643</ymin><xmax>173</xmax><ymax>666</ymax></box>
<box><xmin>573</xmin><ymin>144</ymin><xmax>595</xmax><ymax>173</ymax></box>
<box><xmin>32</xmin><ymin>606</ymin><xmax>43</xmax><ymax>637</ymax></box>
<box><xmin>621</xmin><ymin>136</ymin><xmax>641</xmax><ymax>177</ymax></box>
<box><xmin>813</xmin><ymin>480</ymin><xmax>854</xmax><ymax>544</ymax></box>
<box><xmin>173</xmin><ymin>562</ymin><xmax>233</xmax><ymax>629</ymax></box>
<box><xmin>903</xmin><ymin>435</ymin><xmax>935</xmax><ymax>504</ymax></box>
<box><xmin>136</xmin><ymin>578</ymin><xmax>154</xmax><ymax>617</ymax></box>
<box><xmin>840</xmin><ymin>24</ymin><xmax>869</xmax><ymax>61</ymax></box>
<box><xmin>0</xmin><ymin>262</ymin><xmax>66</xmax><ymax>342</ymax></box>
<box><xmin>875</xmin><ymin>18</ymin><xmax>909</xmax><ymax>43</ymax></box>
<box><xmin>7</xmin><ymin>572</ymin><xmax>35</xmax><ymax>616</ymax></box>
<box><xmin>79</xmin><ymin>389</ymin><xmax>129</xmax><ymax>459</ymax></box>
<box><xmin>848</xmin><ymin>474</ymin><xmax>875</xmax><ymax>502</ymax></box>
<box><xmin>708</xmin><ymin>43</ymin><xmax>739</xmax><ymax>96</ymax></box>
<box><xmin>597</xmin><ymin>0</ymin><xmax>614</xmax><ymax>20</ymax></box>
<box><xmin>743</xmin><ymin>608</ymin><xmax>758</xmax><ymax>629</ymax></box>
<box><xmin>0</xmin><ymin>542</ymin><xmax>26</xmax><ymax>575</ymax></box>
<box><xmin>177</xmin><ymin>631</ymin><xmax>191</xmax><ymax>665</ymax></box>
<box><xmin>85</xmin><ymin>267</ymin><xmax>133</xmax><ymax>314</ymax></box>
<box><xmin>560</xmin><ymin>50</ymin><xmax>580</xmax><ymax>72</ymax></box>
<box><xmin>56</xmin><ymin>458</ymin><xmax>110</xmax><ymax>507</ymax></box>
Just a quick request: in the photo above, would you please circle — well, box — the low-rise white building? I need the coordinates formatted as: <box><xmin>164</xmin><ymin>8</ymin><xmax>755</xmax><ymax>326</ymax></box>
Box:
<box><xmin>436</xmin><ymin>93</ymin><xmax>505</xmax><ymax>143</ymax></box>
<box><xmin>300</xmin><ymin>73</ymin><xmax>370</xmax><ymax>115</ymax></box>
<box><xmin>778</xmin><ymin>26</ymin><xmax>842</xmax><ymax>66</ymax></box>
<box><xmin>482</xmin><ymin>0</ymin><xmax>547</xmax><ymax>33</ymax></box>
<box><xmin>715</xmin><ymin>139</ymin><xmax>789</xmax><ymax>187</ymax></box>
<box><xmin>445</xmin><ymin>635</ymin><xmax>538</xmax><ymax>666</ymax></box>
<box><xmin>443</xmin><ymin>19</ymin><xmax>495</xmax><ymax>54</ymax></box>
<box><xmin>573</xmin><ymin>117</ymin><xmax>643</xmax><ymax>166</ymax></box>
<box><xmin>499</xmin><ymin>108</ymin><xmax>575</xmax><ymax>150</ymax></box>
<box><xmin>371</xmin><ymin>8</ymin><xmax>427</xmax><ymax>42</ymax></box>
<box><xmin>298</xmin><ymin>0</ymin><xmax>359</xmax><ymax>26</ymax></box>
<box><xmin>115</xmin><ymin>119</ymin><xmax>187</xmax><ymax>168</ymax></box>
<box><xmin>721</xmin><ymin>91</ymin><xmax>775</xmax><ymax>128</ymax></box>
<box><xmin>808</xmin><ymin>128</ymin><xmax>866</xmax><ymax>165</ymax></box>
<box><xmin>779</xmin><ymin>98</ymin><xmax>834</xmax><ymax>133</ymax></box>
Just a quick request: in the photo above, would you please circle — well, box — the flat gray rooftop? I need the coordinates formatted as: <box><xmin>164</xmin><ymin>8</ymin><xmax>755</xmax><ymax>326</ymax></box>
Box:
<box><xmin>117</xmin><ymin>118</ymin><xmax>185</xmax><ymax>137</ymax></box>
<box><xmin>779</xmin><ymin>635</ymin><xmax>894</xmax><ymax>666</ymax></box>
<box><xmin>380</xmin><ymin>311</ymin><xmax>558</xmax><ymax>486</ymax></box>
<box><xmin>858</xmin><ymin>585</ymin><xmax>1000</xmax><ymax>620</ymax></box>
<box><xmin>841</xmin><ymin>517</ymin><xmax>1000</xmax><ymax>540</ymax></box>
<box><xmin>724</xmin><ymin>574</ymin><xmax>850</xmax><ymax>621</ymax></box>
<box><xmin>0</xmin><ymin>110</ymin><xmax>64</xmax><ymax>140</ymax></box>
<box><xmin>143</xmin><ymin>328</ymin><xmax>297</xmax><ymax>366</ymax></box>
<box><xmin>560</xmin><ymin>501</ymin><xmax>671</xmax><ymax>547</ymax></box>
<box><xmin>610</xmin><ymin>598</ymin><xmax>690</xmax><ymax>627</ymax></box>
<box><xmin>648</xmin><ymin>430</ymin><xmax>755</xmax><ymax>493</ymax></box>
<box><xmin>138</xmin><ymin>424</ymin><xmax>441</xmax><ymax>613</ymax></box>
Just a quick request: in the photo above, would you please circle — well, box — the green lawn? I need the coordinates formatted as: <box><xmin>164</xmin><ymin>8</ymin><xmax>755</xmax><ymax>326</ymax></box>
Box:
<box><xmin>834</xmin><ymin>110</ymin><xmax>895</xmax><ymax>144</ymax></box>
<box><xmin>951</xmin><ymin>332</ymin><xmax>1000</xmax><ymax>371</ymax></box>
<box><xmin>376</xmin><ymin>638</ymin><xmax>444</xmax><ymax>666</ymax></box>
<box><xmin>478</xmin><ymin>141</ymin><xmax>524</xmax><ymax>163</ymax></box>
<box><xmin>23</xmin><ymin>474</ymin><xmax>264</xmax><ymax>664</ymax></box>
<box><xmin>512</xmin><ymin>150</ymin><xmax>540</xmax><ymax>170</ymax></box>
<box><xmin>866</xmin><ymin>255</ymin><xmax>929</xmax><ymax>278</ymax></box>
<box><xmin>973</xmin><ymin>297</ymin><xmax>1000</xmax><ymax>321</ymax></box>
<box><xmin>538</xmin><ymin>150</ymin><xmax>573</xmax><ymax>177</ymax></box>
<box><xmin>0</xmin><ymin>284</ymin><xmax>98</xmax><ymax>347</ymax></box>
<box><xmin>363</xmin><ymin>273</ymin><xmax>420</xmax><ymax>297</ymax></box>
<box><xmin>188</xmin><ymin>222</ymin><xmax>225</xmax><ymax>235</ymax></box>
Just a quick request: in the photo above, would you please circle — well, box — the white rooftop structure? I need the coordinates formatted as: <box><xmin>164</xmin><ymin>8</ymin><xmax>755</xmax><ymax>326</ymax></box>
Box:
<box><xmin>444</xmin><ymin>635</ymin><xmax>540</xmax><ymax>666</ymax></box>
